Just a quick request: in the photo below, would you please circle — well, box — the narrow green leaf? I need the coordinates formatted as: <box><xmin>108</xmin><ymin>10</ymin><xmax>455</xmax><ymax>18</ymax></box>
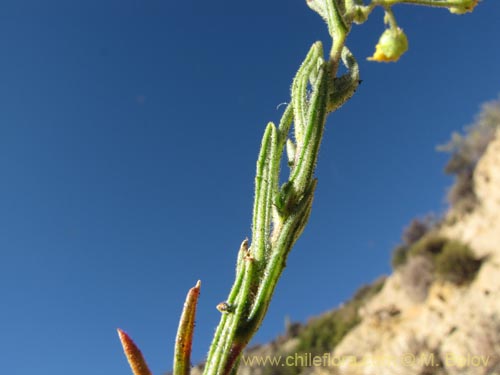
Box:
<box><xmin>252</xmin><ymin>122</ymin><xmax>278</xmax><ymax>262</ymax></box>
<box><xmin>292</xmin><ymin>42</ymin><xmax>323</xmax><ymax>144</ymax></box>
<box><xmin>290</xmin><ymin>61</ymin><xmax>328</xmax><ymax>194</ymax></box>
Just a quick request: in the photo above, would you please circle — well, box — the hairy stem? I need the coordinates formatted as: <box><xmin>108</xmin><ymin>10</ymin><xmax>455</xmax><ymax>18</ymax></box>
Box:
<box><xmin>202</xmin><ymin>14</ymin><xmax>355</xmax><ymax>375</ymax></box>
<box><xmin>118</xmin><ymin>1</ymin><xmax>478</xmax><ymax>374</ymax></box>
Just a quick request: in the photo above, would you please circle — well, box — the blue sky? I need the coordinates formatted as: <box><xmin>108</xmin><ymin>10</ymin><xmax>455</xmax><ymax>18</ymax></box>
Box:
<box><xmin>0</xmin><ymin>1</ymin><xmax>499</xmax><ymax>374</ymax></box>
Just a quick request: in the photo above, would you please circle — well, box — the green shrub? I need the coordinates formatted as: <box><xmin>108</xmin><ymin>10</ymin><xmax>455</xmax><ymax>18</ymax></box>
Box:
<box><xmin>352</xmin><ymin>277</ymin><xmax>386</xmax><ymax>304</ymax></box>
<box><xmin>297</xmin><ymin>304</ymin><xmax>360</xmax><ymax>356</ymax></box>
<box><xmin>408</xmin><ymin>235</ymin><xmax>447</xmax><ymax>258</ymax></box>
<box><xmin>296</xmin><ymin>279</ymin><xmax>385</xmax><ymax>356</ymax></box>
<box><xmin>392</xmin><ymin>245</ymin><xmax>409</xmax><ymax>269</ymax></box>
<box><xmin>435</xmin><ymin>241</ymin><xmax>482</xmax><ymax>285</ymax></box>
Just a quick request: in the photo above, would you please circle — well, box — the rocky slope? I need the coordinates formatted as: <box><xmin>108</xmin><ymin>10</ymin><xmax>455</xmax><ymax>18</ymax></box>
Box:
<box><xmin>312</xmin><ymin>128</ymin><xmax>500</xmax><ymax>375</ymax></box>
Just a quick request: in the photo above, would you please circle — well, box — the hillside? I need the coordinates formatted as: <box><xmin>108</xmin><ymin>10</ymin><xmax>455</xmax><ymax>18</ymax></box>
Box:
<box><xmin>191</xmin><ymin>100</ymin><xmax>500</xmax><ymax>375</ymax></box>
<box><xmin>324</xmin><ymin>126</ymin><xmax>500</xmax><ymax>375</ymax></box>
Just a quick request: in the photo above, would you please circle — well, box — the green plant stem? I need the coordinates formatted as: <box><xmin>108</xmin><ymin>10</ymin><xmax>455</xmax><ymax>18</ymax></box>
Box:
<box><xmin>383</xmin><ymin>7</ymin><xmax>399</xmax><ymax>29</ymax></box>
<box><xmin>118</xmin><ymin>1</ymin><xmax>478</xmax><ymax>374</ymax></box>
<box><xmin>202</xmin><ymin>11</ymin><xmax>356</xmax><ymax>375</ymax></box>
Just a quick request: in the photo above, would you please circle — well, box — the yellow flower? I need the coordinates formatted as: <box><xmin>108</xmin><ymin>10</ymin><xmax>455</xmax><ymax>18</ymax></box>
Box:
<box><xmin>368</xmin><ymin>27</ymin><xmax>409</xmax><ymax>63</ymax></box>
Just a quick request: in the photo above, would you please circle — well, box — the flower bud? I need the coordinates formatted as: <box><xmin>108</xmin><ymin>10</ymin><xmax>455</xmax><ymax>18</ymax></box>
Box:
<box><xmin>368</xmin><ymin>27</ymin><xmax>409</xmax><ymax>63</ymax></box>
<box><xmin>449</xmin><ymin>0</ymin><xmax>478</xmax><ymax>14</ymax></box>
<box><xmin>351</xmin><ymin>5</ymin><xmax>370</xmax><ymax>25</ymax></box>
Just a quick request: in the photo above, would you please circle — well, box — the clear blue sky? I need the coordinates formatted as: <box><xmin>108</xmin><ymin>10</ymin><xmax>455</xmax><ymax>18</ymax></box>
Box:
<box><xmin>1</xmin><ymin>1</ymin><xmax>499</xmax><ymax>374</ymax></box>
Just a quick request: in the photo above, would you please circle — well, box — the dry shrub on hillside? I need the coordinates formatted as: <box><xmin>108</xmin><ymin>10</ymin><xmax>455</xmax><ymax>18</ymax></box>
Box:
<box><xmin>403</xmin><ymin>218</ymin><xmax>432</xmax><ymax>247</ymax></box>
<box><xmin>400</xmin><ymin>255</ymin><xmax>435</xmax><ymax>302</ymax></box>
<box><xmin>439</xmin><ymin>98</ymin><xmax>500</xmax><ymax>213</ymax></box>
<box><xmin>391</xmin><ymin>217</ymin><xmax>435</xmax><ymax>270</ymax></box>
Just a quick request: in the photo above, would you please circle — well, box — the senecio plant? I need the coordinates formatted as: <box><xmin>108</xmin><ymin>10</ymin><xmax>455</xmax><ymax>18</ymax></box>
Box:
<box><xmin>118</xmin><ymin>0</ymin><xmax>478</xmax><ymax>374</ymax></box>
